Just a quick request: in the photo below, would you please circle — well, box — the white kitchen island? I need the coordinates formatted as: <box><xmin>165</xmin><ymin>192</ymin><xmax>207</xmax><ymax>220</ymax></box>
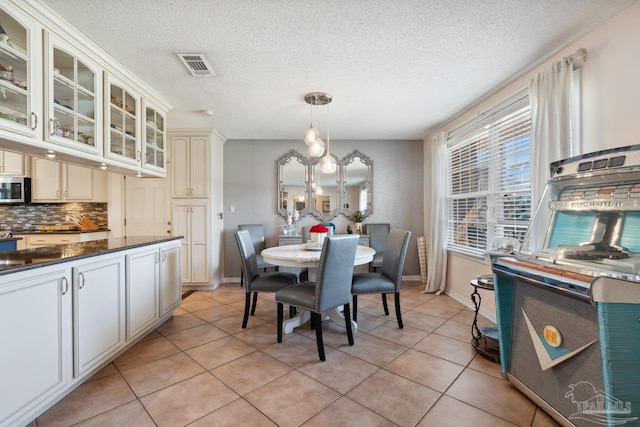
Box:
<box><xmin>0</xmin><ymin>236</ymin><xmax>182</xmax><ymax>427</ymax></box>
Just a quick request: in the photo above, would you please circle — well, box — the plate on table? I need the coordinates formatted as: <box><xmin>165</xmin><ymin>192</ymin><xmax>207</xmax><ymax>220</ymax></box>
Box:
<box><xmin>301</xmin><ymin>243</ymin><xmax>323</xmax><ymax>251</ymax></box>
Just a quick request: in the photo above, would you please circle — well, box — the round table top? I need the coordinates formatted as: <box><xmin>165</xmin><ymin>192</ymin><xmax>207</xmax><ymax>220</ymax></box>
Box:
<box><xmin>262</xmin><ymin>244</ymin><xmax>375</xmax><ymax>268</ymax></box>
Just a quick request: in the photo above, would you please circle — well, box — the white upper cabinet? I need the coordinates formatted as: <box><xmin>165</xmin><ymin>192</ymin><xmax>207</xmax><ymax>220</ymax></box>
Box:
<box><xmin>142</xmin><ymin>100</ymin><xmax>166</xmax><ymax>173</ymax></box>
<box><xmin>0</xmin><ymin>149</ymin><xmax>25</xmax><ymax>175</ymax></box>
<box><xmin>0</xmin><ymin>2</ymin><xmax>171</xmax><ymax>177</ymax></box>
<box><xmin>0</xmin><ymin>3</ymin><xmax>42</xmax><ymax>139</ymax></box>
<box><xmin>32</xmin><ymin>157</ymin><xmax>94</xmax><ymax>202</ymax></box>
<box><xmin>104</xmin><ymin>73</ymin><xmax>141</xmax><ymax>166</ymax></box>
<box><xmin>44</xmin><ymin>31</ymin><xmax>101</xmax><ymax>156</ymax></box>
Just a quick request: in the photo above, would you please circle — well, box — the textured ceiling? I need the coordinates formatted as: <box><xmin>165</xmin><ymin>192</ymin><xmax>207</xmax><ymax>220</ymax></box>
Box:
<box><xmin>40</xmin><ymin>0</ymin><xmax>638</xmax><ymax>140</ymax></box>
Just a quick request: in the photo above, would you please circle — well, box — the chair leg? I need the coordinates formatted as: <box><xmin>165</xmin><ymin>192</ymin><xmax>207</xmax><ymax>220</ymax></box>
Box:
<box><xmin>344</xmin><ymin>303</ymin><xmax>354</xmax><ymax>345</ymax></box>
<box><xmin>250</xmin><ymin>292</ymin><xmax>258</xmax><ymax>315</ymax></box>
<box><xmin>394</xmin><ymin>292</ymin><xmax>403</xmax><ymax>328</ymax></box>
<box><xmin>277</xmin><ymin>303</ymin><xmax>283</xmax><ymax>343</ymax></box>
<box><xmin>312</xmin><ymin>312</ymin><xmax>325</xmax><ymax>361</ymax></box>
<box><xmin>381</xmin><ymin>293</ymin><xmax>389</xmax><ymax>315</ymax></box>
<box><xmin>242</xmin><ymin>293</ymin><xmax>251</xmax><ymax>328</ymax></box>
<box><xmin>352</xmin><ymin>295</ymin><xmax>358</xmax><ymax>322</ymax></box>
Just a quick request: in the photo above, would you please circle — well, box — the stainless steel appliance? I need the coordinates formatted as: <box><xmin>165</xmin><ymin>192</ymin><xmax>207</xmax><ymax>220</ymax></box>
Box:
<box><xmin>493</xmin><ymin>145</ymin><xmax>640</xmax><ymax>426</ymax></box>
<box><xmin>0</xmin><ymin>176</ymin><xmax>31</xmax><ymax>204</ymax></box>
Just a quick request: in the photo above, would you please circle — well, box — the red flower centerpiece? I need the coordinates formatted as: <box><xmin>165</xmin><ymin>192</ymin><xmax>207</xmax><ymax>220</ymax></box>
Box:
<box><xmin>309</xmin><ymin>224</ymin><xmax>329</xmax><ymax>245</ymax></box>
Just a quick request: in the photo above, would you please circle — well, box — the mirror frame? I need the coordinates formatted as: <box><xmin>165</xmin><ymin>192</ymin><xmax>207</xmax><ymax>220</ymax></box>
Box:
<box><xmin>277</xmin><ymin>150</ymin><xmax>310</xmax><ymax>218</ymax></box>
<box><xmin>337</xmin><ymin>150</ymin><xmax>373</xmax><ymax>220</ymax></box>
<box><xmin>277</xmin><ymin>149</ymin><xmax>374</xmax><ymax>221</ymax></box>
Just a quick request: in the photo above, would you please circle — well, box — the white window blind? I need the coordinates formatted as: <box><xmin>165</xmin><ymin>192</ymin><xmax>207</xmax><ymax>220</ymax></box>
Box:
<box><xmin>446</xmin><ymin>93</ymin><xmax>532</xmax><ymax>256</ymax></box>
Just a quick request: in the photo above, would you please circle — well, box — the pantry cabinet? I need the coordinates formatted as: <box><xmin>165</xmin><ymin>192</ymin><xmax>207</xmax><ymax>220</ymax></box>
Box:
<box><xmin>0</xmin><ymin>149</ymin><xmax>25</xmax><ymax>175</ymax></box>
<box><xmin>44</xmin><ymin>31</ymin><xmax>101</xmax><ymax>156</ymax></box>
<box><xmin>0</xmin><ymin>265</ymin><xmax>71</xmax><ymax>427</ymax></box>
<box><xmin>72</xmin><ymin>255</ymin><xmax>125</xmax><ymax>377</ymax></box>
<box><xmin>0</xmin><ymin>3</ymin><xmax>43</xmax><ymax>140</ymax></box>
<box><xmin>171</xmin><ymin>135</ymin><xmax>209</xmax><ymax>198</ymax></box>
<box><xmin>173</xmin><ymin>201</ymin><xmax>210</xmax><ymax>284</ymax></box>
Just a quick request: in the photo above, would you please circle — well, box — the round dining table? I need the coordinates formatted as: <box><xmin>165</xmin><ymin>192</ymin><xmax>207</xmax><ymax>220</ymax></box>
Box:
<box><xmin>261</xmin><ymin>243</ymin><xmax>375</xmax><ymax>334</ymax></box>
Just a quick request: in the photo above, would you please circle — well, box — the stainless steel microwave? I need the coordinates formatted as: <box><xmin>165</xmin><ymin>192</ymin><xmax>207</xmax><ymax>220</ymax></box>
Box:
<box><xmin>0</xmin><ymin>177</ymin><xmax>31</xmax><ymax>204</ymax></box>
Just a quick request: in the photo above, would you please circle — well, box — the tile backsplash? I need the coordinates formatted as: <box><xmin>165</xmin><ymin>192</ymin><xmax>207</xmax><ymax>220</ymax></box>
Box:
<box><xmin>0</xmin><ymin>203</ymin><xmax>108</xmax><ymax>231</ymax></box>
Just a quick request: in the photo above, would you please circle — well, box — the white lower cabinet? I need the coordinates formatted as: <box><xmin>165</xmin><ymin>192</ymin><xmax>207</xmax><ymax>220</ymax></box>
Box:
<box><xmin>126</xmin><ymin>247</ymin><xmax>160</xmax><ymax>340</ymax></box>
<box><xmin>73</xmin><ymin>255</ymin><xmax>125</xmax><ymax>377</ymax></box>
<box><xmin>0</xmin><ymin>266</ymin><xmax>71</xmax><ymax>427</ymax></box>
<box><xmin>160</xmin><ymin>241</ymin><xmax>182</xmax><ymax>316</ymax></box>
<box><xmin>0</xmin><ymin>240</ymin><xmax>181</xmax><ymax>426</ymax></box>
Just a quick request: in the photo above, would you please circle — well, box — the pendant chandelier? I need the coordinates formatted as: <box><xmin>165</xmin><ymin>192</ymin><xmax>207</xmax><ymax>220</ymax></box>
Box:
<box><xmin>303</xmin><ymin>92</ymin><xmax>336</xmax><ymax>173</ymax></box>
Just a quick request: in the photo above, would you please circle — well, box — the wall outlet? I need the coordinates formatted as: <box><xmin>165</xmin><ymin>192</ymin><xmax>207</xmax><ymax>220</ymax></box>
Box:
<box><xmin>229</xmin><ymin>205</ymin><xmax>235</xmax><ymax>213</ymax></box>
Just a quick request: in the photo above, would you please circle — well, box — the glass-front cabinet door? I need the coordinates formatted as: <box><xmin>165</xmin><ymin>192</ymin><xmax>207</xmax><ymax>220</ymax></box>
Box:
<box><xmin>142</xmin><ymin>101</ymin><xmax>165</xmax><ymax>172</ymax></box>
<box><xmin>0</xmin><ymin>4</ymin><xmax>41</xmax><ymax>139</ymax></box>
<box><xmin>45</xmin><ymin>32</ymin><xmax>101</xmax><ymax>155</ymax></box>
<box><xmin>105</xmin><ymin>74</ymin><xmax>140</xmax><ymax>165</ymax></box>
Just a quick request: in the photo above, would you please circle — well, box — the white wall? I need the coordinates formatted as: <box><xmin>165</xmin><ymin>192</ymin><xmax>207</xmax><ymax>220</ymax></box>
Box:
<box><xmin>424</xmin><ymin>2</ymin><xmax>640</xmax><ymax>320</ymax></box>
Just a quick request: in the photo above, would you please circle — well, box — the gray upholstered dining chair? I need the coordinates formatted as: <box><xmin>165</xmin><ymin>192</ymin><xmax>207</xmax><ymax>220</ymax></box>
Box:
<box><xmin>238</xmin><ymin>224</ymin><xmax>272</xmax><ymax>286</ymax></box>
<box><xmin>364</xmin><ymin>223</ymin><xmax>390</xmax><ymax>271</ymax></box>
<box><xmin>235</xmin><ymin>230</ymin><xmax>298</xmax><ymax>328</ymax></box>
<box><xmin>276</xmin><ymin>234</ymin><xmax>360</xmax><ymax>361</ymax></box>
<box><xmin>351</xmin><ymin>229</ymin><xmax>411</xmax><ymax>328</ymax></box>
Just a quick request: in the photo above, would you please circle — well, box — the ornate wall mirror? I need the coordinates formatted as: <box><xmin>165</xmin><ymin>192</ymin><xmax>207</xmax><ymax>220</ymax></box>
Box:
<box><xmin>309</xmin><ymin>159</ymin><xmax>340</xmax><ymax>220</ymax></box>
<box><xmin>340</xmin><ymin>150</ymin><xmax>373</xmax><ymax>220</ymax></box>
<box><xmin>278</xmin><ymin>150</ymin><xmax>309</xmax><ymax>217</ymax></box>
<box><xmin>277</xmin><ymin>149</ymin><xmax>373</xmax><ymax>221</ymax></box>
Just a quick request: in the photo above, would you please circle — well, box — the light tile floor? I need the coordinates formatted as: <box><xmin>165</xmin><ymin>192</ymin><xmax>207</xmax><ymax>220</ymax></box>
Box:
<box><xmin>35</xmin><ymin>281</ymin><xmax>560</xmax><ymax>427</ymax></box>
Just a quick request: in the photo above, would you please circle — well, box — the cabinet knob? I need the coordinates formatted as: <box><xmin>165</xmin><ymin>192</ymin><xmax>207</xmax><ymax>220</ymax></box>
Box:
<box><xmin>167</xmin><ymin>230</ymin><xmax>171</xmax><ymax>234</ymax></box>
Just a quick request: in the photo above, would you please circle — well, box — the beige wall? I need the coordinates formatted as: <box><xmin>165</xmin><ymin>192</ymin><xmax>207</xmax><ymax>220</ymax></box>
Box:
<box><xmin>424</xmin><ymin>2</ymin><xmax>640</xmax><ymax>320</ymax></box>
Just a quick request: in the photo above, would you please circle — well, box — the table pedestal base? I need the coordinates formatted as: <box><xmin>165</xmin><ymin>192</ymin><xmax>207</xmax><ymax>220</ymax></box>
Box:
<box><xmin>282</xmin><ymin>307</ymin><xmax>358</xmax><ymax>334</ymax></box>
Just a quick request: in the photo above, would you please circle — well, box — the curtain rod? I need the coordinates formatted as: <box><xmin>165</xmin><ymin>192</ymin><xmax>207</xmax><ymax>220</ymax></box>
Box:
<box><xmin>568</xmin><ymin>48</ymin><xmax>588</xmax><ymax>63</ymax></box>
<box><xmin>446</xmin><ymin>47</ymin><xmax>587</xmax><ymax>140</ymax></box>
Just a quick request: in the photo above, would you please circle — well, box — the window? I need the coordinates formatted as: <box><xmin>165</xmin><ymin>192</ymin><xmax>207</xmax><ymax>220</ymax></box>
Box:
<box><xmin>446</xmin><ymin>92</ymin><xmax>532</xmax><ymax>256</ymax></box>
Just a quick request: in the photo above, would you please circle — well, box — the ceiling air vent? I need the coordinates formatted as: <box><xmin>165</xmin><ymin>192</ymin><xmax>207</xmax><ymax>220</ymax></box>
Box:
<box><xmin>177</xmin><ymin>53</ymin><xmax>215</xmax><ymax>77</ymax></box>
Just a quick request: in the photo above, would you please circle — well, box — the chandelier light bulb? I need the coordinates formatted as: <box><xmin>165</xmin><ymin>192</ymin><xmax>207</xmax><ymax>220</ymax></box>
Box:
<box><xmin>308</xmin><ymin>137</ymin><xmax>325</xmax><ymax>157</ymax></box>
<box><xmin>304</xmin><ymin>125</ymin><xmax>318</xmax><ymax>146</ymax></box>
<box><xmin>315</xmin><ymin>186</ymin><xmax>323</xmax><ymax>195</ymax></box>
<box><xmin>321</xmin><ymin>153</ymin><xmax>337</xmax><ymax>174</ymax></box>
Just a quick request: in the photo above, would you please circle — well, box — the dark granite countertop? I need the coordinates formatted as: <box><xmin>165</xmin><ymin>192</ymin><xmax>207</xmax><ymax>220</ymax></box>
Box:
<box><xmin>0</xmin><ymin>237</ymin><xmax>23</xmax><ymax>241</ymax></box>
<box><xmin>0</xmin><ymin>236</ymin><xmax>183</xmax><ymax>276</ymax></box>
<box><xmin>10</xmin><ymin>228</ymin><xmax>110</xmax><ymax>234</ymax></box>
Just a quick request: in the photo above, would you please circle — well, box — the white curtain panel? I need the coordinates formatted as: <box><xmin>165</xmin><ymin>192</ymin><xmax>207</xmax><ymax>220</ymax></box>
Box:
<box><xmin>425</xmin><ymin>132</ymin><xmax>448</xmax><ymax>294</ymax></box>
<box><xmin>528</xmin><ymin>57</ymin><xmax>579</xmax><ymax>209</ymax></box>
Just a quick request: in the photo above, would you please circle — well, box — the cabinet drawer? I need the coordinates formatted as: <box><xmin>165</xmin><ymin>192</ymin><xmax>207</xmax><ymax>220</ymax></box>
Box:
<box><xmin>26</xmin><ymin>234</ymin><xmax>81</xmax><ymax>248</ymax></box>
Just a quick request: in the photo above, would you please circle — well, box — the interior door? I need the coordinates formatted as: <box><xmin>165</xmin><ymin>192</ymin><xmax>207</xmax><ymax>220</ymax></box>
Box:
<box><xmin>125</xmin><ymin>176</ymin><xmax>171</xmax><ymax>237</ymax></box>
